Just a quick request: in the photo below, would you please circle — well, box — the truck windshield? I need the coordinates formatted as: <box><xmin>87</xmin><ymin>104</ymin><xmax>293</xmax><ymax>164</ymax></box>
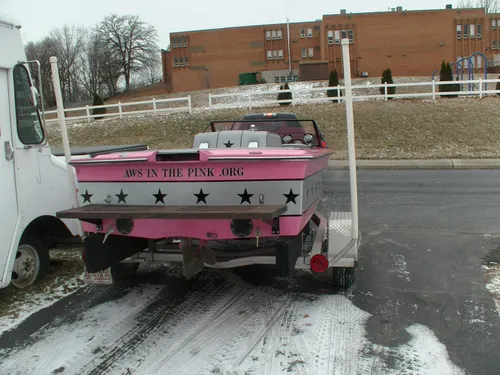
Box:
<box><xmin>13</xmin><ymin>64</ymin><xmax>44</xmax><ymax>145</ymax></box>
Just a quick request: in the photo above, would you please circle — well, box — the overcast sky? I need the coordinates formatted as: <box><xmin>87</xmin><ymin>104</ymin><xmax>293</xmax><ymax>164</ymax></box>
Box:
<box><xmin>3</xmin><ymin>0</ymin><xmax>457</xmax><ymax>47</ymax></box>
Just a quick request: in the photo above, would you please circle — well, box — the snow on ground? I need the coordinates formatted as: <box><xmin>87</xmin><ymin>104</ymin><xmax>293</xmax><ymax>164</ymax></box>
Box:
<box><xmin>0</xmin><ymin>267</ymin><xmax>466</xmax><ymax>375</ymax></box>
<box><xmin>0</xmin><ymin>275</ymin><xmax>85</xmax><ymax>333</ymax></box>
<box><xmin>484</xmin><ymin>263</ymin><xmax>500</xmax><ymax>317</ymax></box>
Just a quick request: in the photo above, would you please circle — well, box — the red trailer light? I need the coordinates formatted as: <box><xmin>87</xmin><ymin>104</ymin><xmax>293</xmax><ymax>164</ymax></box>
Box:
<box><xmin>320</xmin><ymin>141</ymin><xmax>327</xmax><ymax>148</ymax></box>
<box><xmin>310</xmin><ymin>254</ymin><xmax>329</xmax><ymax>273</ymax></box>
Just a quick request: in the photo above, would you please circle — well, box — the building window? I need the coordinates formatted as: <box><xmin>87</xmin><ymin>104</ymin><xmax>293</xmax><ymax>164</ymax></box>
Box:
<box><xmin>308</xmin><ymin>47</ymin><xmax>313</xmax><ymax>57</ymax></box>
<box><xmin>470</xmin><ymin>24</ymin><xmax>475</xmax><ymax>38</ymax></box>
<box><xmin>341</xmin><ymin>30</ymin><xmax>347</xmax><ymax>39</ymax></box>
<box><xmin>277</xmin><ymin>29</ymin><xmax>282</xmax><ymax>39</ymax></box>
<box><xmin>267</xmin><ymin>50</ymin><xmax>272</xmax><ymax>60</ymax></box>
<box><xmin>272</xmin><ymin>30</ymin><xmax>277</xmax><ymax>40</ymax></box>
<box><xmin>174</xmin><ymin>56</ymin><xmax>179</xmax><ymax>67</ymax></box>
<box><xmin>278</xmin><ymin>50</ymin><xmax>283</xmax><ymax>59</ymax></box>
<box><xmin>493</xmin><ymin>40</ymin><xmax>497</xmax><ymax>49</ymax></box>
<box><xmin>493</xmin><ymin>20</ymin><xmax>497</xmax><ymax>29</ymax></box>
<box><xmin>172</xmin><ymin>37</ymin><xmax>178</xmax><ymax>48</ymax></box>
<box><xmin>185</xmin><ymin>55</ymin><xmax>189</xmax><ymax>65</ymax></box>
<box><xmin>477</xmin><ymin>24</ymin><xmax>482</xmax><ymax>38</ymax></box>
<box><xmin>498</xmin><ymin>40</ymin><xmax>500</xmax><ymax>49</ymax></box>
<box><xmin>464</xmin><ymin>24</ymin><xmax>468</xmax><ymax>38</ymax></box>
<box><xmin>348</xmin><ymin>29</ymin><xmax>354</xmax><ymax>43</ymax></box>
<box><xmin>456</xmin><ymin>24</ymin><xmax>462</xmax><ymax>39</ymax></box>
<box><xmin>307</xmin><ymin>27</ymin><xmax>313</xmax><ymax>37</ymax></box>
<box><xmin>179</xmin><ymin>56</ymin><xmax>184</xmax><ymax>66</ymax></box>
<box><xmin>266</xmin><ymin>31</ymin><xmax>271</xmax><ymax>40</ymax></box>
<box><xmin>300</xmin><ymin>28</ymin><xmax>305</xmax><ymax>38</ymax></box>
<box><xmin>273</xmin><ymin>50</ymin><xmax>278</xmax><ymax>59</ymax></box>
<box><xmin>335</xmin><ymin>30</ymin><xmax>341</xmax><ymax>43</ymax></box>
<box><xmin>477</xmin><ymin>55</ymin><xmax>482</xmax><ymax>68</ymax></box>
<box><xmin>301</xmin><ymin>48</ymin><xmax>307</xmax><ymax>57</ymax></box>
<box><xmin>327</xmin><ymin>30</ymin><xmax>334</xmax><ymax>44</ymax></box>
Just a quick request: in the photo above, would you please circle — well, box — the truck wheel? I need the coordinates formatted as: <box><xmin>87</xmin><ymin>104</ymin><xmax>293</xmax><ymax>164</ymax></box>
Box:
<box><xmin>332</xmin><ymin>267</ymin><xmax>355</xmax><ymax>289</ymax></box>
<box><xmin>110</xmin><ymin>262</ymin><xmax>139</xmax><ymax>282</ymax></box>
<box><xmin>11</xmin><ymin>236</ymin><xmax>50</xmax><ymax>289</ymax></box>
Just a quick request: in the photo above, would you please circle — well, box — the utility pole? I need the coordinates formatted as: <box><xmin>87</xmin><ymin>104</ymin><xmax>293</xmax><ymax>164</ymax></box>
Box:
<box><xmin>286</xmin><ymin>17</ymin><xmax>292</xmax><ymax>75</ymax></box>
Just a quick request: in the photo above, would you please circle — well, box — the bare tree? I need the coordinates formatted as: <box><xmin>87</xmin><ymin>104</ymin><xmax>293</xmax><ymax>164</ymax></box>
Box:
<box><xmin>96</xmin><ymin>14</ymin><xmax>159</xmax><ymax>91</ymax></box>
<box><xmin>25</xmin><ymin>37</ymin><xmax>58</xmax><ymax>108</ymax></box>
<box><xmin>457</xmin><ymin>0</ymin><xmax>498</xmax><ymax>12</ymax></box>
<box><xmin>49</xmin><ymin>25</ymin><xmax>87</xmax><ymax>102</ymax></box>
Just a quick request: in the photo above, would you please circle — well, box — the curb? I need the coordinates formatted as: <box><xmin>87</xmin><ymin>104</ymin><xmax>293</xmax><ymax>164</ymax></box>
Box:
<box><xmin>327</xmin><ymin>159</ymin><xmax>500</xmax><ymax>170</ymax></box>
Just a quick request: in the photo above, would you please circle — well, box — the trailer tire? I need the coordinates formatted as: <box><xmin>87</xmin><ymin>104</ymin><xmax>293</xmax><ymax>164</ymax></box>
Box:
<box><xmin>332</xmin><ymin>267</ymin><xmax>355</xmax><ymax>289</ymax></box>
<box><xmin>110</xmin><ymin>262</ymin><xmax>139</xmax><ymax>282</ymax></box>
<box><xmin>11</xmin><ymin>236</ymin><xmax>50</xmax><ymax>289</ymax></box>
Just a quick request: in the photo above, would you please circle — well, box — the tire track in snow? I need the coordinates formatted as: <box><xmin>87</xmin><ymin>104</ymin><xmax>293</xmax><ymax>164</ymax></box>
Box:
<box><xmin>61</xmin><ymin>275</ymin><xmax>232</xmax><ymax>375</ymax></box>
<box><xmin>0</xmin><ymin>284</ymin><xmax>163</xmax><ymax>375</ymax></box>
<box><xmin>0</xmin><ymin>285</ymin><xmax>127</xmax><ymax>373</ymax></box>
<box><xmin>158</xmin><ymin>288</ymin><xmax>277</xmax><ymax>374</ymax></box>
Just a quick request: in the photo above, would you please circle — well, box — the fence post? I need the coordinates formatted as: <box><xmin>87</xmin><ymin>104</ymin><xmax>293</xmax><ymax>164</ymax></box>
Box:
<box><xmin>337</xmin><ymin>84</ymin><xmax>341</xmax><ymax>103</ymax></box>
<box><xmin>118</xmin><ymin>102</ymin><xmax>122</xmax><ymax>118</ymax></box>
<box><xmin>384</xmin><ymin>82</ymin><xmax>388</xmax><ymax>101</ymax></box>
<box><xmin>248</xmin><ymin>93</ymin><xmax>252</xmax><ymax>109</ymax></box>
<box><xmin>479</xmin><ymin>78</ymin><xmax>483</xmax><ymax>98</ymax></box>
<box><xmin>85</xmin><ymin>105</ymin><xmax>90</xmax><ymax>123</ymax></box>
<box><xmin>153</xmin><ymin>98</ymin><xmax>157</xmax><ymax>115</ymax></box>
<box><xmin>188</xmin><ymin>95</ymin><xmax>192</xmax><ymax>114</ymax></box>
<box><xmin>431</xmin><ymin>79</ymin><xmax>436</xmax><ymax>102</ymax></box>
<box><xmin>208</xmin><ymin>93</ymin><xmax>212</xmax><ymax>110</ymax></box>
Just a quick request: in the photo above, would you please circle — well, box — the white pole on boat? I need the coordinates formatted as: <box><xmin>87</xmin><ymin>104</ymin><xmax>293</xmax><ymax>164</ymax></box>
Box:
<box><xmin>50</xmin><ymin>56</ymin><xmax>84</xmax><ymax>238</ymax></box>
<box><xmin>341</xmin><ymin>39</ymin><xmax>359</xmax><ymax>240</ymax></box>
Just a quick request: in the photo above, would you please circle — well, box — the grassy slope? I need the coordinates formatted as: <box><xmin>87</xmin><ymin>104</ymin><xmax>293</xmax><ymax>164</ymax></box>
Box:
<box><xmin>46</xmin><ymin>97</ymin><xmax>500</xmax><ymax>159</ymax></box>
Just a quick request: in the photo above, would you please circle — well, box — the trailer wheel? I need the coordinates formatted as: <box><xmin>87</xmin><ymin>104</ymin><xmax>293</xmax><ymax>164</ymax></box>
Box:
<box><xmin>332</xmin><ymin>267</ymin><xmax>355</xmax><ymax>289</ymax></box>
<box><xmin>110</xmin><ymin>262</ymin><xmax>139</xmax><ymax>282</ymax></box>
<box><xmin>11</xmin><ymin>236</ymin><xmax>50</xmax><ymax>289</ymax></box>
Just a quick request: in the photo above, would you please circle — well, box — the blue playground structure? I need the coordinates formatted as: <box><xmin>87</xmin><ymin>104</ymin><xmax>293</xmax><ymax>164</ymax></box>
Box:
<box><xmin>431</xmin><ymin>52</ymin><xmax>488</xmax><ymax>92</ymax></box>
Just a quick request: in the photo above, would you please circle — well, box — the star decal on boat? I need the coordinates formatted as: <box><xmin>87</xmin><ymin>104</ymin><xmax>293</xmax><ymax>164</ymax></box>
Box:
<box><xmin>238</xmin><ymin>188</ymin><xmax>253</xmax><ymax>204</ymax></box>
<box><xmin>153</xmin><ymin>189</ymin><xmax>167</xmax><ymax>204</ymax></box>
<box><xmin>116</xmin><ymin>189</ymin><xmax>128</xmax><ymax>204</ymax></box>
<box><xmin>81</xmin><ymin>190</ymin><xmax>92</xmax><ymax>204</ymax></box>
<box><xmin>224</xmin><ymin>140</ymin><xmax>234</xmax><ymax>148</ymax></box>
<box><xmin>283</xmin><ymin>188</ymin><xmax>299</xmax><ymax>204</ymax></box>
<box><xmin>194</xmin><ymin>188</ymin><xmax>209</xmax><ymax>204</ymax></box>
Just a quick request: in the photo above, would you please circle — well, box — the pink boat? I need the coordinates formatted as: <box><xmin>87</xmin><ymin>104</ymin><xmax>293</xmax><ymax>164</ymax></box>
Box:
<box><xmin>57</xmin><ymin>113</ymin><xmax>358</xmax><ymax>288</ymax></box>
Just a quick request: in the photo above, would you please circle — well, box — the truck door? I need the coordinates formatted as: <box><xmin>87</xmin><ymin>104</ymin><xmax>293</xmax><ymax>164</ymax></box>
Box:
<box><xmin>0</xmin><ymin>68</ymin><xmax>20</xmax><ymax>283</ymax></box>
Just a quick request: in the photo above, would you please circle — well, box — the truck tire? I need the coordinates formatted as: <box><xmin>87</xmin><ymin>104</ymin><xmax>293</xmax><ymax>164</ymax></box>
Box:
<box><xmin>110</xmin><ymin>262</ymin><xmax>140</xmax><ymax>282</ymax></box>
<box><xmin>332</xmin><ymin>267</ymin><xmax>355</xmax><ymax>289</ymax></box>
<box><xmin>11</xmin><ymin>236</ymin><xmax>50</xmax><ymax>289</ymax></box>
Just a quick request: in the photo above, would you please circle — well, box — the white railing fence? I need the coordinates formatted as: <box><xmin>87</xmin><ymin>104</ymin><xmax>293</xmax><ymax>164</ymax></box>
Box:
<box><xmin>208</xmin><ymin>78</ymin><xmax>500</xmax><ymax>110</ymax></box>
<box><xmin>43</xmin><ymin>95</ymin><xmax>192</xmax><ymax>124</ymax></box>
<box><xmin>42</xmin><ymin>78</ymin><xmax>500</xmax><ymax>124</ymax></box>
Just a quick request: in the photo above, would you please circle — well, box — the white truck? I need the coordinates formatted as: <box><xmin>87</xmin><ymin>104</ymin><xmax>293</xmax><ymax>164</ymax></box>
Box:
<box><xmin>0</xmin><ymin>14</ymin><xmax>146</xmax><ymax>289</ymax></box>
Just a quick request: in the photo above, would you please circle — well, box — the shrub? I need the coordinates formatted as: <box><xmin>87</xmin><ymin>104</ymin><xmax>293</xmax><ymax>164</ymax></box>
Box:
<box><xmin>439</xmin><ymin>61</ymin><xmax>460</xmax><ymax>98</ymax></box>
<box><xmin>327</xmin><ymin>69</ymin><xmax>342</xmax><ymax>103</ymax></box>
<box><xmin>379</xmin><ymin>68</ymin><xmax>395</xmax><ymax>99</ymax></box>
<box><xmin>92</xmin><ymin>94</ymin><xmax>106</xmax><ymax>120</ymax></box>
<box><xmin>277</xmin><ymin>83</ymin><xmax>293</xmax><ymax>106</ymax></box>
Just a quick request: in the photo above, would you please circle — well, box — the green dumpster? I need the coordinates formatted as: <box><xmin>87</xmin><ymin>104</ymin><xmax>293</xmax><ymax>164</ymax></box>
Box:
<box><xmin>239</xmin><ymin>72</ymin><xmax>258</xmax><ymax>85</ymax></box>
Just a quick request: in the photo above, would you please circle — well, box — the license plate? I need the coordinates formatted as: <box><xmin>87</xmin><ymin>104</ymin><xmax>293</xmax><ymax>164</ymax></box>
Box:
<box><xmin>84</xmin><ymin>267</ymin><xmax>113</xmax><ymax>285</ymax></box>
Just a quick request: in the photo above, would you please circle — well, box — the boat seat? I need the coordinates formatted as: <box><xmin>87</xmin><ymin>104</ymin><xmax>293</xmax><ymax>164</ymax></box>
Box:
<box><xmin>192</xmin><ymin>130</ymin><xmax>282</xmax><ymax>149</ymax></box>
<box><xmin>240</xmin><ymin>130</ymin><xmax>282</xmax><ymax>148</ymax></box>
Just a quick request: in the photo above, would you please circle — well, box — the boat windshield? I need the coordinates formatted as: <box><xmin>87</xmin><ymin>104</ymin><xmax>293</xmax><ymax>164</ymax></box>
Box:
<box><xmin>204</xmin><ymin>119</ymin><xmax>322</xmax><ymax>146</ymax></box>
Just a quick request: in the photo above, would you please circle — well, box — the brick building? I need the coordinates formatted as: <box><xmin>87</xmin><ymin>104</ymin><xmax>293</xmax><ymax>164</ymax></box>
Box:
<box><xmin>161</xmin><ymin>5</ymin><xmax>500</xmax><ymax>93</ymax></box>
